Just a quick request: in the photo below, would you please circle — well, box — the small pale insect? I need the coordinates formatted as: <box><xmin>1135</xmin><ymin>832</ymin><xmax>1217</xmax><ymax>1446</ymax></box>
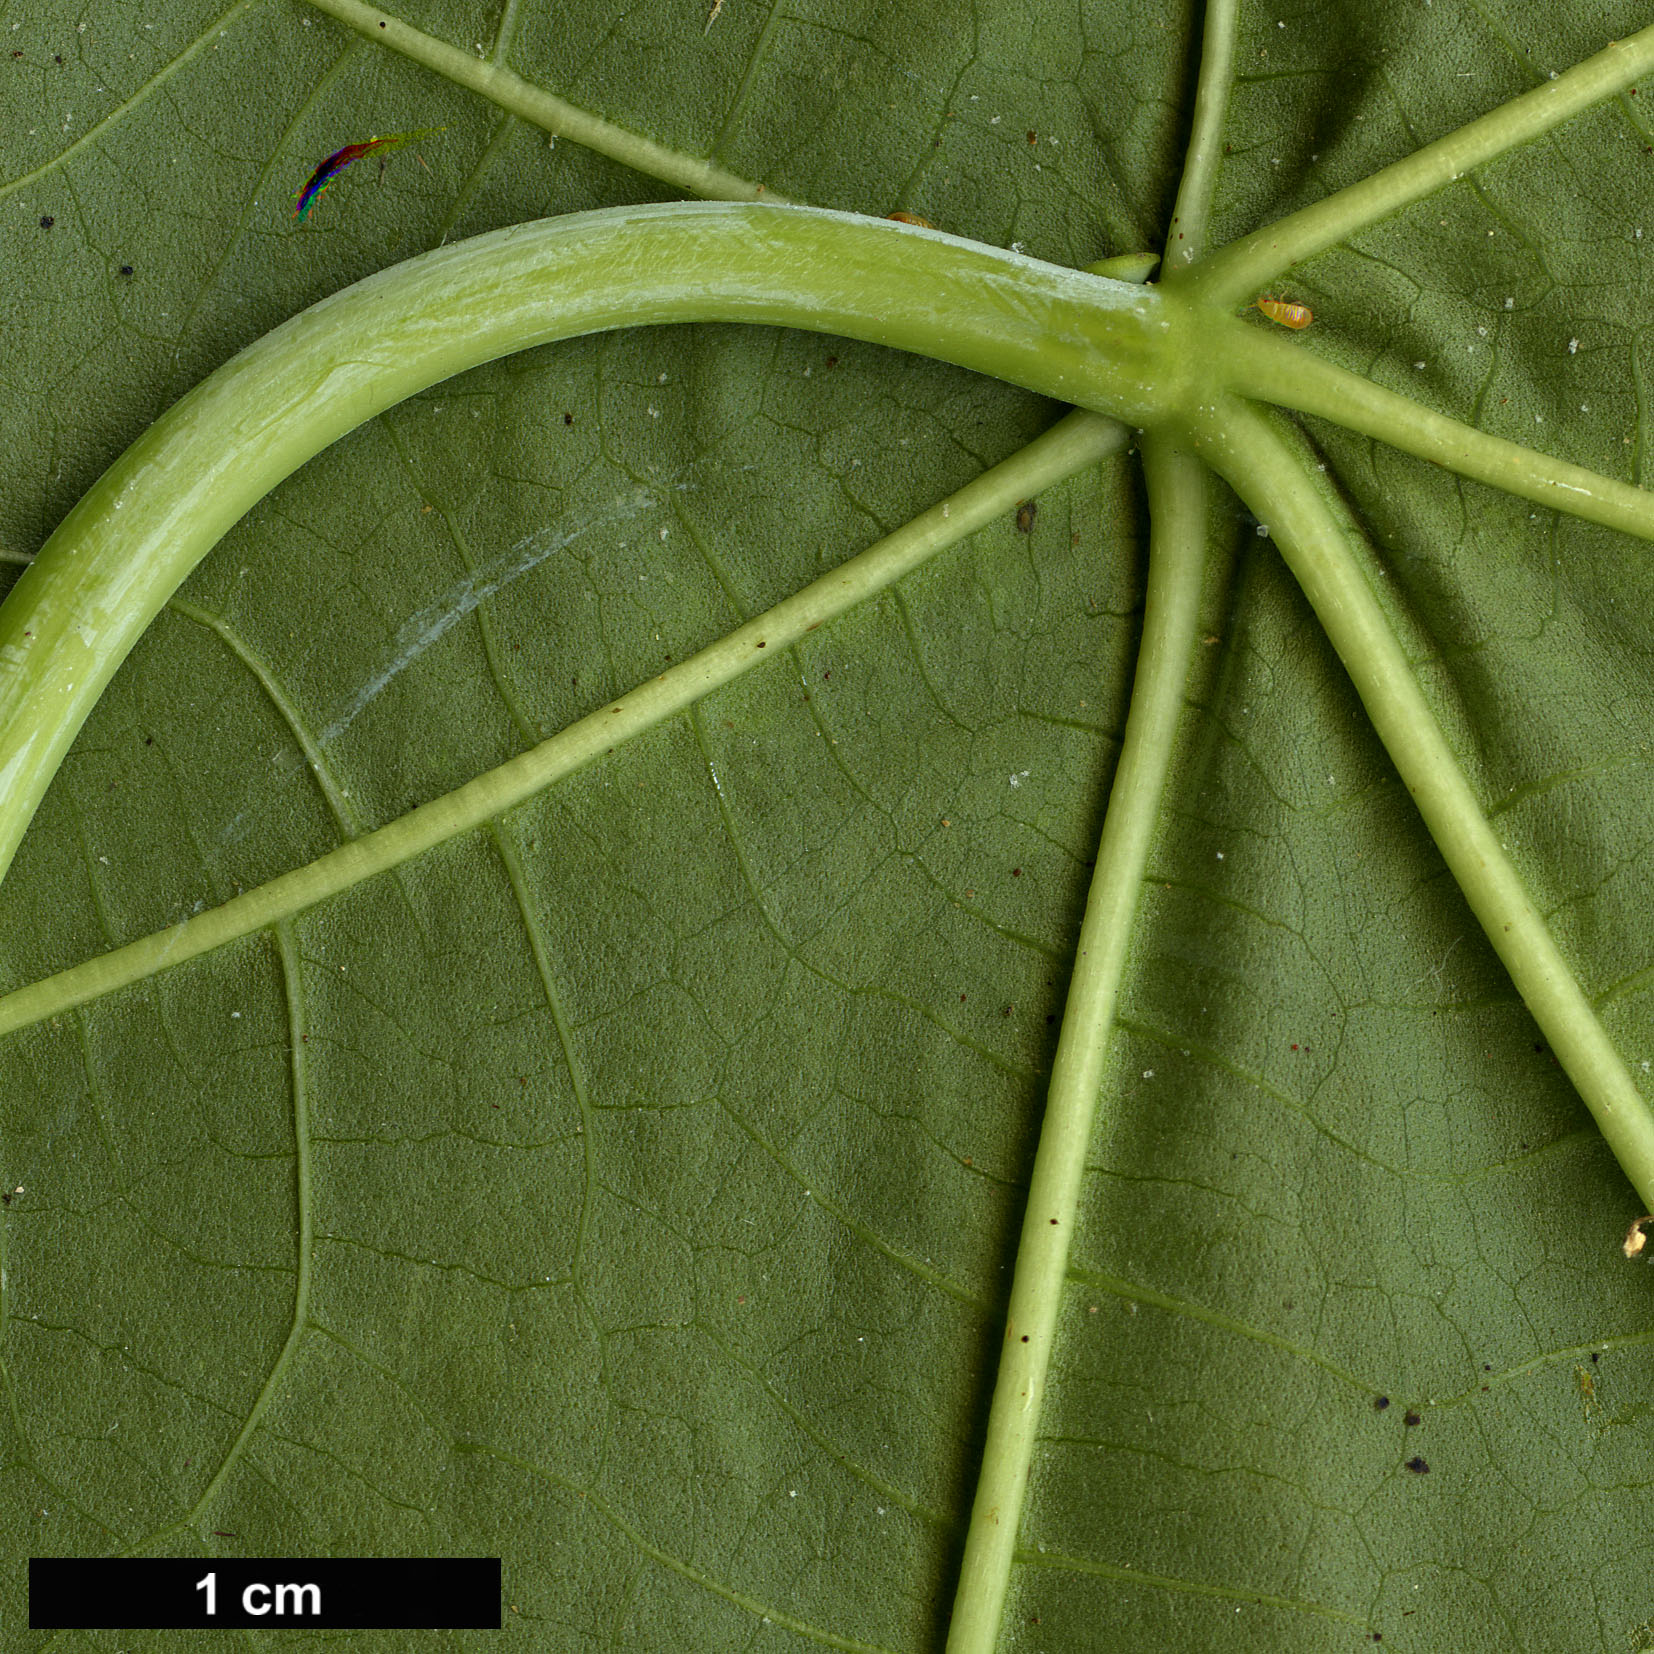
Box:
<box><xmin>887</xmin><ymin>210</ymin><xmax>937</xmax><ymax>229</ymax></box>
<box><xmin>1575</xmin><ymin>1363</ymin><xmax>1599</xmax><ymax>1421</ymax></box>
<box><xmin>1255</xmin><ymin>294</ymin><xmax>1313</xmax><ymax>330</ymax></box>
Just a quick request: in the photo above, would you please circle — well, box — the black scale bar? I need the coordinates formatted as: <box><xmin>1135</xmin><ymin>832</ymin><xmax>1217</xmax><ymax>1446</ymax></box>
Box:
<box><xmin>30</xmin><ymin>1557</ymin><xmax>501</xmax><ymax>1630</ymax></box>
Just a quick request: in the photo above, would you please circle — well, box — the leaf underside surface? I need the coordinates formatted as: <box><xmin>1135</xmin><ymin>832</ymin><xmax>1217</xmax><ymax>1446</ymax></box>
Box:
<box><xmin>3</xmin><ymin>1</ymin><xmax>1654</xmax><ymax>1650</ymax></box>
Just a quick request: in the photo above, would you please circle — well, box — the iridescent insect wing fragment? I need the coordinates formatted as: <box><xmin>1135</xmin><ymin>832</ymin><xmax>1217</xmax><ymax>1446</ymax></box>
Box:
<box><xmin>292</xmin><ymin>140</ymin><xmax>374</xmax><ymax>221</ymax></box>
<box><xmin>292</xmin><ymin>126</ymin><xmax>448</xmax><ymax>222</ymax></box>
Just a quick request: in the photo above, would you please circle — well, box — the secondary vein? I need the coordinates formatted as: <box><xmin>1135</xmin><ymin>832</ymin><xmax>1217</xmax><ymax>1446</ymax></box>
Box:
<box><xmin>299</xmin><ymin>0</ymin><xmax>787</xmax><ymax>203</ymax></box>
<box><xmin>0</xmin><ymin>415</ymin><xmax>1125</xmax><ymax>1041</ymax></box>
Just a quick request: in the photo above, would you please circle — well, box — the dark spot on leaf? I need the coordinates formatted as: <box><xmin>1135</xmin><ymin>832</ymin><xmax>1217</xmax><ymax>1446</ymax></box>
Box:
<box><xmin>54</xmin><ymin>54</ymin><xmax>63</xmax><ymax>64</ymax></box>
<box><xmin>1404</xmin><ymin>1410</ymin><xmax>1421</xmax><ymax>1427</ymax></box>
<box><xmin>1011</xmin><ymin>867</ymin><xmax>1021</xmax><ymax>876</ymax></box>
<box><xmin>10</xmin><ymin>50</ymin><xmax>22</xmax><ymax>58</ymax></box>
<box><xmin>144</xmin><ymin>735</ymin><xmax>154</xmax><ymax>746</ymax></box>
<box><xmin>1591</xmin><ymin>1351</ymin><xmax>1600</xmax><ymax>1363</ymax></box>
<box><xmin>1020</xmin><ymin>1335</ymin><xmax>1029</xmax><ymax>1342</ymax></box>
<box><xmin>756</xmin><ymin>640</ymin><xmax>765</xmax><ymax>647</ymax></box>
<box><xmin>825</xmin><ymin>355</ymin><xmax>838</xmax><ymax>368</ymax></box>
<box><xmin>119</xmin><ymin>264</ymin><xmax>133</xmax><ymax>276</ymax></box>
<box><xmin>1049</xmin><ymin>1217</ymin><xmax>1058</xmax><ymax>1225</ymax></box>
<box><xmin>1015</xmin><ymin>499</ymin><xmax>1037</xmax><ymax>533</ymax></box>
<box><xmin>1373</xmin><ymin>1395</ymin><xmax>1389</xmax><ymax>1410</ymax></box>
<box><xmin>39</xmin><ymin>215</ymin><xmax>53</xmax><ymax>229</ymax></box>
<box><xmin>563</xmin><ymin>412</ymin><xmax>573</xmax><ymax>425</ymax></box>
<box><xmin>1404</xmin><ymin>1456</ymin><xmax>1429</xmax><ymax>1474</ymax></box>
<box><xmin>1026</xmin><ymin>130</ymin><xmax>1037</xmax><ymax>145</ymax></box>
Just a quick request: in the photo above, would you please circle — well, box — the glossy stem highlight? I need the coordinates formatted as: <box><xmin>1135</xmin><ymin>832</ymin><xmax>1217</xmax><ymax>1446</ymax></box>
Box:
<box><xmin>0</xmin><ymin>201</ymin><xmax>1177</xmax><ymax>893</ymax></box>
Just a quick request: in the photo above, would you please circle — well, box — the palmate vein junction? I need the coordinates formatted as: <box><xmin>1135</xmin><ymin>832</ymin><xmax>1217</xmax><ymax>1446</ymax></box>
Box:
<box><xmin>4</xmin><ymin>6</ymin><xmax>1654</xmax><ymax>1651</ymax></box>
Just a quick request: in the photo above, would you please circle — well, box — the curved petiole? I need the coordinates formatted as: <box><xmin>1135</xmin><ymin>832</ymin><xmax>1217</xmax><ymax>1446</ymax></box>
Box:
<box><xmin>0</xmin><ymin>201</ymin><xmax>1181</xmax><ymax>893</ymax></box>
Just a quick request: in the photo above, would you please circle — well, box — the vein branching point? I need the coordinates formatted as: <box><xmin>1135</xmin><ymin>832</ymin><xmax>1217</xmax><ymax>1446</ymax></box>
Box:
<box><xmin>5</xmin><ymin>12</ymin><xmax>1654</xmax><ymax>1653</ymax></box>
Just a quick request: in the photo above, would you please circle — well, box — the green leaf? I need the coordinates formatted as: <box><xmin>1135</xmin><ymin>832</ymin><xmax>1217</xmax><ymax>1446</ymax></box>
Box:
<box><xmin>4</xmin><ymin>1</ymin><xmax>1654</xmax><ymax>1649</ymax></box>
